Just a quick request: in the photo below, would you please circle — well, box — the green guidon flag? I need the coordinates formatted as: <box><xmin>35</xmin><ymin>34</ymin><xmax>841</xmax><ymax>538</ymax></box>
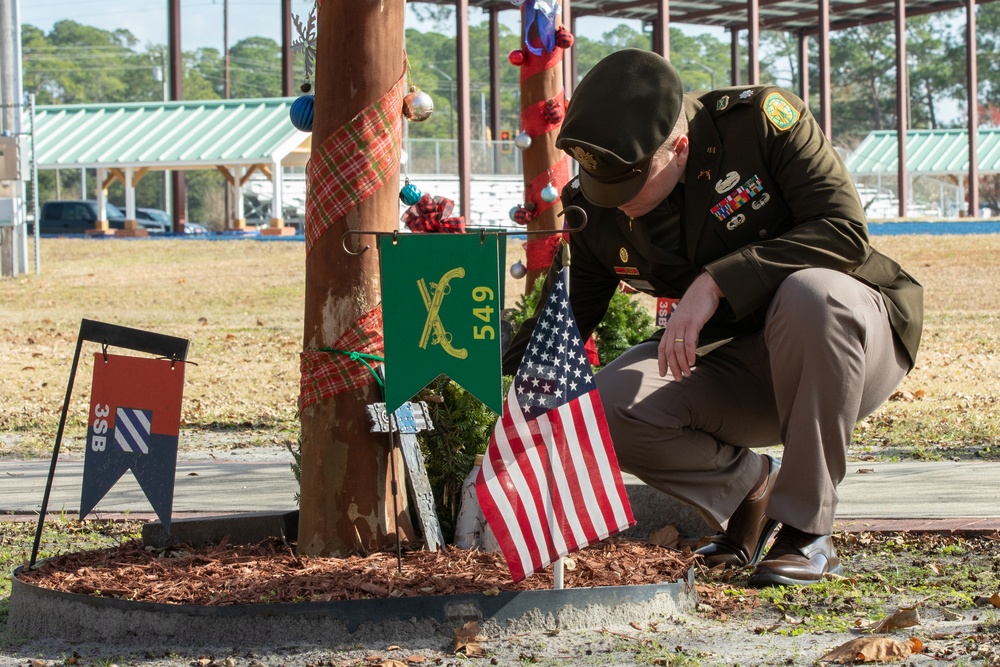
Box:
<box><xmin>380</xmin><ymin>233</ymin><xmax>504</xmax><ymax>414</ymax></box>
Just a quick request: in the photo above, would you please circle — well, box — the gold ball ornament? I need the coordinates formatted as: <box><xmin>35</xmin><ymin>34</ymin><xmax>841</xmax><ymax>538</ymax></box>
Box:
<box><xmin>402</xmin><ymin>90</ymin><xmax>434</xmax><ymax>122</ymax></box>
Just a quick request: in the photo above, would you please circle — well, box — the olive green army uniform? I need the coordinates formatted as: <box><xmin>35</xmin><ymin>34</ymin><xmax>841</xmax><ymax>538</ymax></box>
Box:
<box><xmin>503</xmin><ymin>85</ymin><xmax>924</xmax><ymax>536</ymax></box>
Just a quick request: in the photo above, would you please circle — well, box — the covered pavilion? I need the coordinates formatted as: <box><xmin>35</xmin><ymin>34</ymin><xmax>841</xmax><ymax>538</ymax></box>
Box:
<box><xmin>33</xmin><ymin>97</ymin><xmax>310</xmax><ymax>235</ymax></box>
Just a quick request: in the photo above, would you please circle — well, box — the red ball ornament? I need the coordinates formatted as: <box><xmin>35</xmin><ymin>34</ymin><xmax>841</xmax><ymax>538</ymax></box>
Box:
<box><xmin>513</xmin><ymin>206</ymin><xmax>534</xmax><ymax>225</ymax></box>
<box><xmin>543</xmin><ymin>99</ymin><xmax>565</xmax><ymax>125</ymax></box>
<box><xmin>508</xmin><ymin>49</ymin><xmax>526</xmax><ymax>66</ymax></box>
<box><xmin>556</xmin><ymin>27</ymin><xmax>575</xmax><ymax>49</ymax></box>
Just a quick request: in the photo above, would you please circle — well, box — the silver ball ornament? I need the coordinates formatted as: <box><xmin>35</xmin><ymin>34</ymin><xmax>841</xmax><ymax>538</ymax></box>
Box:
<box><xmin>514</xmin><ymin>131</ymin><xmax>532</xmax><ymax>150</ymax></box>
<box><xmin>541</xmin><ymin>183</ymin><xmax>559</xmax><ymax>203</ymax></box>
<box><xmin>402</xmin><ymin>90</ymin><xmax>434</xmax><ymax>122</ymax></box>
<box><xmin>510</xmin><ymin>260</ymin><xmax>527</xmax><ymax>279</ymax></box>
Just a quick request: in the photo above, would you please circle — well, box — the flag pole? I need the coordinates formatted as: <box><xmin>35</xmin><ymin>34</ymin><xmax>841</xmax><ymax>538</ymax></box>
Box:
<box><xmin>551</xmin><ymin>235</ymin><xmax>573</xmax><ymax>591</ymax></box>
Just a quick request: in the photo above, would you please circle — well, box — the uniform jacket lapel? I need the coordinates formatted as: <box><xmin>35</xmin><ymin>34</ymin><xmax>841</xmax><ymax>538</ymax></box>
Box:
<box><xmin>682</xmin><ymin>95</ymin><xmax>723</xmax><ymax>262</ymax></box>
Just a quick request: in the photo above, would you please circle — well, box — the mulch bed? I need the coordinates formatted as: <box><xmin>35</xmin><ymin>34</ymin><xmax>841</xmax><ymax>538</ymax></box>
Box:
<box><xmin>17</xmin><ymin>537</ymin><xmax>700</xmax><ymax>606</ymax></box>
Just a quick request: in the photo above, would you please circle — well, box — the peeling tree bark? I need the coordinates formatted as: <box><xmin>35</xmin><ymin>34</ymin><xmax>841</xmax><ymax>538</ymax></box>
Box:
<box><xmin>298</xmin><ymin>0</ymin><xmax>414</xmax><ymax>557</ymax></box>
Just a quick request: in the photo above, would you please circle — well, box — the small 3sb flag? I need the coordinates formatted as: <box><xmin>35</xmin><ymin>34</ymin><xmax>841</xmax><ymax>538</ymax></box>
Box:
<box><xmin>81</xmin><ymin>353</ymin><xmax>185</xmax><ymax>530</ymax></box>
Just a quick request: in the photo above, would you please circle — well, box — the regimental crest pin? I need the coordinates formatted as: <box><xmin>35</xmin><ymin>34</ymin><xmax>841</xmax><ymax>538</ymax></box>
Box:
<box><xmin>716</xmin><ymin>95</ymin><xmax>729</xmax><ymax>111</ymax></box>
<box><xmin>619</xmin><ymin>247</ymin><xmax>629</xmax><ymax>263</ymax></box>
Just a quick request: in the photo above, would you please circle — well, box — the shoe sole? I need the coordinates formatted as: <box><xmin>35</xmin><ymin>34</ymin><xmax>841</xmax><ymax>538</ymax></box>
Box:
<box><xmin>746</xmin><ymin>563</ymin><xmax>845</xmax><ymax>587</ymax></box>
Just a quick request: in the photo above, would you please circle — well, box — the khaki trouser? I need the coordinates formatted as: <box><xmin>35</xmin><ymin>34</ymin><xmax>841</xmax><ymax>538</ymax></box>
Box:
<box><xmin>596</xmin><ymin>268</ymin><xmax>910</xmax><ymax>535</ymax></box>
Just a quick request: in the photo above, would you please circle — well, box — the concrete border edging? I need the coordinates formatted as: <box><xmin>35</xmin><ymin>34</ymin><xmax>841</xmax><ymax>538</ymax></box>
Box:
<box><xmin>10</xmin><ymin>567</ymin><xmax>696</xmax><ymax>647</ymax></box>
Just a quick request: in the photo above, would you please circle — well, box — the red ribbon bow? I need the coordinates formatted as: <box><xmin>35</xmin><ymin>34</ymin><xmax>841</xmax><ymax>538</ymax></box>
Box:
<box><xmin>401</xmin><ymin>194</ymin><xmax>466</xmax><ymax>233</ymax></box>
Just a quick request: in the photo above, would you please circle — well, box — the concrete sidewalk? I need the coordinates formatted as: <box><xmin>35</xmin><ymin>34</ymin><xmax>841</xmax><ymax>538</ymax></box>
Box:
<box><xmin>2</xmin><ymin>456</ymin><xmax>998</xmax><ymax>533</ymax></box>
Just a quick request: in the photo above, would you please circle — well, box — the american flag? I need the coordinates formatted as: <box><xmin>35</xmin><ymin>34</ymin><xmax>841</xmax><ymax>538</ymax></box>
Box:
<box><xmin>475</xmin><ymin>267</ymin><xmax>635</xmax><ymax>582</ymax></box>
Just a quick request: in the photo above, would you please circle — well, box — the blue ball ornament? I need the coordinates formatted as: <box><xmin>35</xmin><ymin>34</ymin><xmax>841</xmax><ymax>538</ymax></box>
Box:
<box><xmin>290</xmin><ymin>94</ymin><xmax>315</xmax><ymax>132</ymax></box>
<box><xmin>509</xmin><ymin>205</ymin><xmax>520</xmax><ymax>222</ymax></box>
<box><xmin>541</xmin><ymin>183</ymin><xmax>559</xmax><ymax>203</ymax></box>
<box><xmin>399</xmin><ymin>181</ymin><xmax>422</xmax><ymax>206</ymax></box>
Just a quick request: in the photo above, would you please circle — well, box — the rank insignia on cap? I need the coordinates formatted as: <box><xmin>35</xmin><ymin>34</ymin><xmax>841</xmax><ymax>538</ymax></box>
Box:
<box><xmin>619</xmin><ymin>247</ymin><xmax>629</xmax><ymax>262</ymax></box>
<box><xmin>716</xmin><ymin>95</ymin><xmax>729</xmax><ymax>111</ymax></box>
<box><xmin>763</xmin><ymin>92</ymin><xmax>800</xmax><ymax>131</ymax></box>
<box><xmin>570</xmin><ymin>146</ymin><xmax>598</xmax><ymax>171</ymax></box>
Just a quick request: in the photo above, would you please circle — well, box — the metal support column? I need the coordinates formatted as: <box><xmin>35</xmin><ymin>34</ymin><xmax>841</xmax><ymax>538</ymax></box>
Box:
<box><xmin>895</xmin><ymin>0</ymin><xmax>909</xmax><ymax>217</ymax></box>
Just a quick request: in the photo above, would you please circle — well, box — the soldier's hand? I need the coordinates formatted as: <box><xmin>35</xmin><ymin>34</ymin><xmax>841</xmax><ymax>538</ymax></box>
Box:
<box><xmin>658</xmin><ymin>272</ymin><xmax>723</xmax><ymax>381</ymax></box>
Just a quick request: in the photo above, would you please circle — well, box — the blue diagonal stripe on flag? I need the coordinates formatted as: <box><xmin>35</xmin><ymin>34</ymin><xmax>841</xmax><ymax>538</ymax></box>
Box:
<box><xmin>115</xmin><ymin>407</ymin><xmax>152</xmax><ymax>454</ymax></box>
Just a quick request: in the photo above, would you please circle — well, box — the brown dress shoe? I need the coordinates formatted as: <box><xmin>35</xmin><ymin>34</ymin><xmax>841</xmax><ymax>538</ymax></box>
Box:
<box><xmin>747</xmin><ymin>526</ymin><xmax>843</xmax><ymax>587</ymax></box>
<box><xmin>694</xmin><ymin>454</ymin><xmax>780</xmax><ymax>568</ymax></box>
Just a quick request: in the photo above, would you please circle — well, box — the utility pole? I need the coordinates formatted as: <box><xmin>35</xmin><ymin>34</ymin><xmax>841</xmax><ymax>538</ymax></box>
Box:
<box><xmin>223</xmin><ymin>0</ymin><xmax>230</xmax><ymax>99</ymax></box>
<box><xmin>281</xmin><ymin>0</ymin><xmax>293</xmax><ymax>96</ymax></box>
<box><xmin>223</xmin><ymin>0</ymin><xmax>230</xmax><ymax>229</ymax></box>
<box><xmin>298</xmin><ymin>0</ymin><xmax>412</xmax><ymax>557</ymax></box>
<box><xmin>168</xmin><ymin>0</ymin><xmax>186</xmax><ymax>233</ymax></box>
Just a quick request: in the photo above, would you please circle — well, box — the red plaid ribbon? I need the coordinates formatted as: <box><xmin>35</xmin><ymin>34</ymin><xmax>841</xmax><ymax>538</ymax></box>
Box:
<box><xmin>299</xmin><ymin>306</ymin><xmax>384</xmax><ymax>410</ymax></box>
<box><xmin>401</xmin><ymin>194</ymin><xmax>466</xmax><ymax>233</ymax></box>
<box><xmin>304</xmin><ymin>66</ymin><xmax>407</xmax><ymax>253</ymax></box>
<box><xmin>525</xmin><ymin>235</ymin><xmax>563</xmax><ymax>271</ymax></box>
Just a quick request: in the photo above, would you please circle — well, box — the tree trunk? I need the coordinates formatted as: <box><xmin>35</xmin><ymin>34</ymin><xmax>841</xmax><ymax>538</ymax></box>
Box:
<box><xmin>298</xmin><ymin>0</ymin><xmax>413</xmax><ymax>557</ymax></box>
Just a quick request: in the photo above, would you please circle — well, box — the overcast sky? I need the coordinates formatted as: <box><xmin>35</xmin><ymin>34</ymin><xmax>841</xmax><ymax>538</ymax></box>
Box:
<box><xmin>20</xmin><ymin>0</ymin><xmax>669</xmax><ymax>51</ymax></box>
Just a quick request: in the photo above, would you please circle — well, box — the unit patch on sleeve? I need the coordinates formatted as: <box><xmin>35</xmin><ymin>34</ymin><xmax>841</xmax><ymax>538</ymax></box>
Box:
<box><xmin>763</xmin><ymin>92</ymin><xmax>800</xmax><ymax>131</ymax></box>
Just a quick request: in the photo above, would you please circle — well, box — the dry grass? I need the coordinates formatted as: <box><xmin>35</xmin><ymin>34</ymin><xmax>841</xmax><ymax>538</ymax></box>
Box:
<box><xmin>0</xmin><ymin>234</ymin><xmax>998</xmax><ymax>461</ymax></box>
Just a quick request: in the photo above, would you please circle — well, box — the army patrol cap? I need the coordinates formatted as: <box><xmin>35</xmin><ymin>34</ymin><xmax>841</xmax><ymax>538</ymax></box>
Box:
<box><xmin>556</xmin><ymin>49</ymin><xmax>683</xmax><ymax>208</ymax></box>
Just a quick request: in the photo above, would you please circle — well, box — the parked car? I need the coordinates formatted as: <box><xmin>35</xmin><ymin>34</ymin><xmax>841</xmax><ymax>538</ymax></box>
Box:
<box><xmin>32</xmin><ymin>200</ymin><xmax>125</xmax><ymax>234</ymax></box>
<box><xmin>183</xmin><ymin>222</ymin><xmax>209</xmax><ymax>235</ymax></box>
<box><xmin>135</xmin><ymin>207</ymin><xmax>173</xmax><ymax>234</ymax></box>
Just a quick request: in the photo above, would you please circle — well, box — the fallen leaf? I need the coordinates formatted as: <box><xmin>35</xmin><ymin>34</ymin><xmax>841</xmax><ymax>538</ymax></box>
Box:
<box><xmin>991</xmin><ymin>592</ymin><xmax>1000</xmax><ymax>608</ymax></box>
<box><xmin>377</xmin><ymin>661</ymin><xmax>407</xmax><ymax>667</ymax></box>
<box><xmin>482</xmin><ymin>586</ymin><xmax>500</xmax><ymax>596</ymax></box>
<box><xmin>454</xmin><ymin>620</ymin><xmax>484</xmax><ymax>657</ymax></box>
<box><xmin>856</xmin><ymin>468</ymin><xmax>875</xmax><ymax>474</ymax></box>
<box><xmin>940</xmin><ymin>607</ymin><xmax>963</xmax><ymax>621</ymax></box>
<box><xmin>820</xmin><ymin>636</ymin><xmax>923</xmax><ymax>663</ymax></box>
<box><xmin>405</xmin><ymin>656</ymin><xmax>425</xmax><ymax>664</ymax></box>
<box><xmin>386</xmin><ymin>646</ymin><xmax>400</xmax><ymax>651</ymax></box>
<box><xmin>871</xmin><ymin>606</ymin><xmax>920</xmax><ymax>632</ymax></box>
<box><xmin>649</xmin><ymin>525</ymin><xmax>681</xmax><ymax>548</ymax></box>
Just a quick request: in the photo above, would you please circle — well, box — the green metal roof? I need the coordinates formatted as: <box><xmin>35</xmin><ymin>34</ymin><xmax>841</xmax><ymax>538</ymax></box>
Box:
<box><xmin>846</xmin><ymin>128</ymin><xmax>1000</xmax><ymax>177</ymax></box>
<box><xmin>34</xmin><ymin>98</ymin><xmax>311</xmax><ymax>171</ymax></box>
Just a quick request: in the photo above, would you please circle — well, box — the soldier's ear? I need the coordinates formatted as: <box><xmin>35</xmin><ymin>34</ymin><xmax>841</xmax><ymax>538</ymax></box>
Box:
<box><xmin>673</xmin><ymin>135</ymin><xmax>690</xmax><ymax>166</ymax></box>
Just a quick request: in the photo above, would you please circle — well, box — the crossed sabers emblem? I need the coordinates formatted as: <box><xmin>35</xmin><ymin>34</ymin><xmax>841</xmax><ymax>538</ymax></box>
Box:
<box><xmin>417</xmin><ymin>267</ymin><xmax>468</xmax><ymax>360</ymax></box>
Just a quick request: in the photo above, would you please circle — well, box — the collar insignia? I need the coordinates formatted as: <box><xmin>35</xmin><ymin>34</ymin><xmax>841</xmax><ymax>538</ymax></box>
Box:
<box><xmin>716</xmin><ymin>95</ymin><xmax>730</xmax><ymax>111</ymax></box>
<box><xmin>740</xmin><ymin>89</ymin><xmax>755</xmax><ymax>99</ymax></box>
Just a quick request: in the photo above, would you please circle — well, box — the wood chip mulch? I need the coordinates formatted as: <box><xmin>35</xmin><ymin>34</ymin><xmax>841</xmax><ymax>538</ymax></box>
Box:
<box><xmin>17</xmin><ymin>538</ymin><xmax>699</xmax><ymax>606</ymax></box>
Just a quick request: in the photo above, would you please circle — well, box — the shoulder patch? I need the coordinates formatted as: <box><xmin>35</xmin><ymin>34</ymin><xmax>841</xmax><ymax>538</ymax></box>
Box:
<box><xmin>762</xmin><ymin>92</ymin><xmax>800</xmax><ymax>131</ymax></box>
